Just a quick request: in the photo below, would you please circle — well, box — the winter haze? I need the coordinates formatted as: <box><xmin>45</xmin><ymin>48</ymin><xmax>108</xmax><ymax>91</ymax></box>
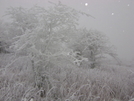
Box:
<box><xmin>0</xmin><ymin>0</ymin><xmax>134</xmax><ymax>61</ymax></box>
<box><xmin>0</xmin><ymin>0</ymin><xmax>134</xmax><ymax>101</ymax></box>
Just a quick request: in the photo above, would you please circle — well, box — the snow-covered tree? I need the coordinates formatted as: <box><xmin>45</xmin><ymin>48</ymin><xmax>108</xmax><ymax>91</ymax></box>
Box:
<box><xmin>69</xmin><ymin>29</ymin><xmax>119</xmax><ymax>68</ymax></box>
<box><xmin>6</xmin><ymin>7</ymin><xmax>38</xmax><ymax>33</ymax></box>
<box><xmin>6</xmin><ymin>1</ymin><xmax>94</xmax><ymax>90</ymax></box>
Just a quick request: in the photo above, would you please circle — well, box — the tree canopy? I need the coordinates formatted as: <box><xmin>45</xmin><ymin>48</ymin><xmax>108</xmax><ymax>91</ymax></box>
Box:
<box><xmin>4</xmin><ymin>1</ymin><xmax>118</xmax><ymax>69</ymax></box>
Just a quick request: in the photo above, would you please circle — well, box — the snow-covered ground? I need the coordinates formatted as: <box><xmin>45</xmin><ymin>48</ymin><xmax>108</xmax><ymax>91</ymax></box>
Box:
<box><xmin>0</xmin><ymin>53</ymin><xmax>134</xmax><ymax>101</ymax></box>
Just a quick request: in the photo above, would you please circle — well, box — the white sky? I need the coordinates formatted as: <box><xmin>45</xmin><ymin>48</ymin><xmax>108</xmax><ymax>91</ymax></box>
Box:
<box><xmin>0</xmin><ymin>0</ymin><xmax>134</xmax><ymax>61</ymax></box>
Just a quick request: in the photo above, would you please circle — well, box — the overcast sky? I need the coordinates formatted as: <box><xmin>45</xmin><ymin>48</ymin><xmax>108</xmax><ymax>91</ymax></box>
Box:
<box><xmin>0</xmin><ymin>0</ymin><xmax>134</xmax><ymax>61</ymax></box>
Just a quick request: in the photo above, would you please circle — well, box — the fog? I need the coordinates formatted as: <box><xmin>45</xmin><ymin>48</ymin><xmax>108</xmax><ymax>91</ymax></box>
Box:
<box><xmin>0</xmin><ymin>0</ymin><xmax>134</xmax><ymax>61</ymax></box>
<box><xmin>0</xmin><ymin>1</ymin><xmax>134</xmax><ymax>100</ymax></box>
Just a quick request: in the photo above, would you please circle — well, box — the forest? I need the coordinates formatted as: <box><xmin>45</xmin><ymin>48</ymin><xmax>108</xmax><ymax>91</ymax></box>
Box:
<box><xmin>0</xmin><ymin>1</ymin><xmax>134</xmax><ymax>101</ymax></box>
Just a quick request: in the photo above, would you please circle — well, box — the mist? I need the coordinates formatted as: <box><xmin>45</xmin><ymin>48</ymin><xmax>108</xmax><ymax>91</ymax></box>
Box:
<box><xmin>0</xmin><ymin>0</ymin><xmax>134</xmax><ymax>61</ymax></box>
<box><xmin>0</xmin><ymin>0</ymin><xmax>134</xmax><ymax>101</ymax></box>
